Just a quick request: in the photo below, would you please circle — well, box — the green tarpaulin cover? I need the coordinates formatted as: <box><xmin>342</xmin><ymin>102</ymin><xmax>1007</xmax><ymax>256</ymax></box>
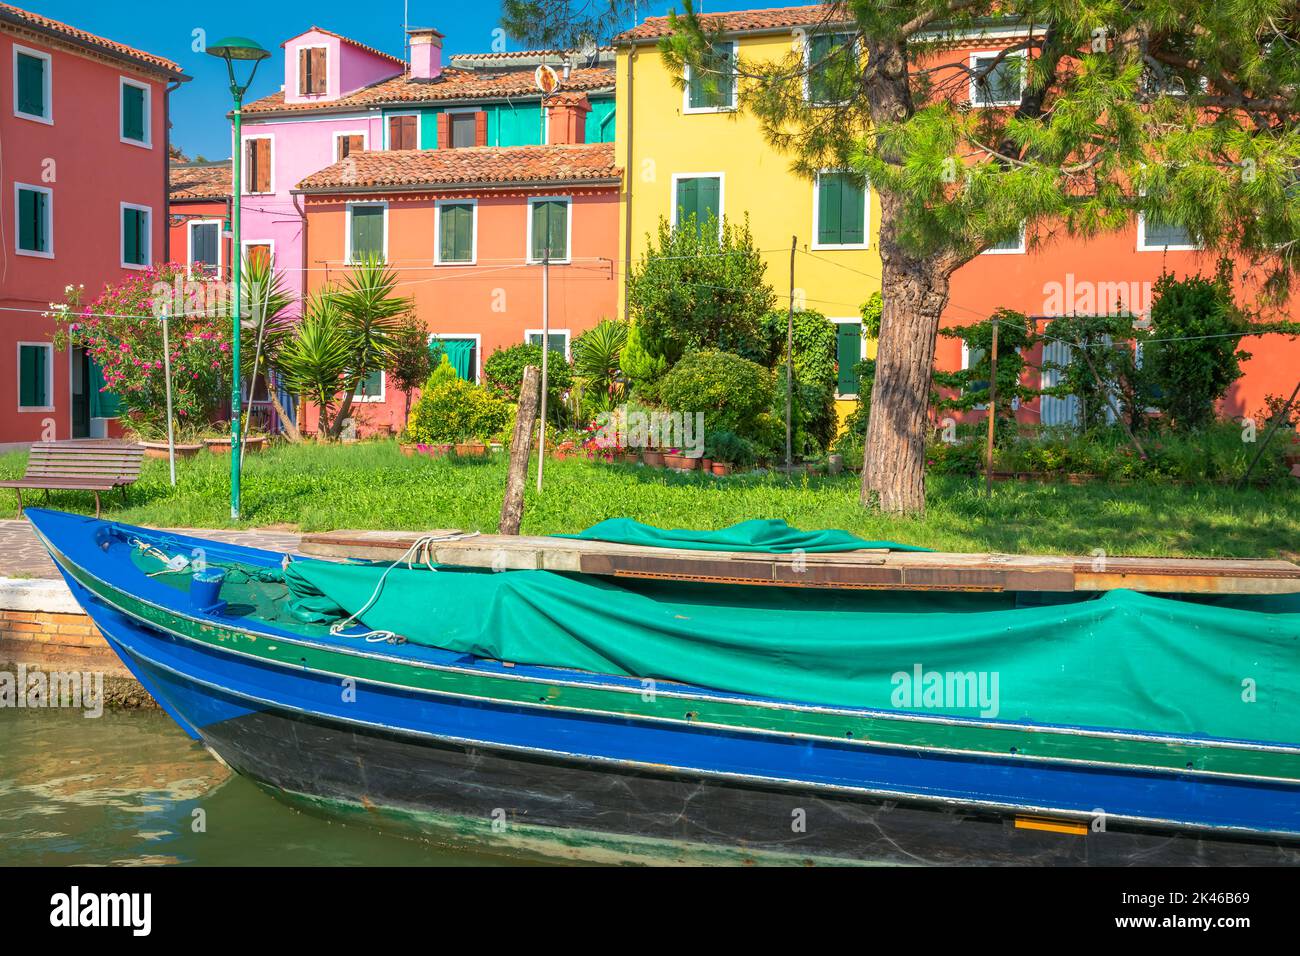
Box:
<box><xmin>284</xmin><ymin>546</ymin><xmax>1300</xmax><ymax>743</ymax></box>
<box><xmin>558</xmin><ymin>518</ymin><xmax>930</xmax><ymax>553</ymax></box>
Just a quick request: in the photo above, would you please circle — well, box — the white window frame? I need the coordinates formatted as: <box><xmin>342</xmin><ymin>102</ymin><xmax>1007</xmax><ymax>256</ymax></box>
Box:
<box><xmin>669</xmin><ymin>172</ymin><xmax>725</xmax><ymax>235</ymax></box>
<box><xmin>526</xmin><ymin>196</ymin><xmax>573</xmax><ymax>264</ymax></box>
<box><xmin>803</xmin><ymin>32</ymin><xmax>859</xmax><ymax>107</ymax></box>
<box><xmin>16</xmin><ymin>341</ymin><xmax>55</xmax><ymax>412</ymax></box>
<box><xmin>118</xmin><ymin>76</ymin><xmax>152</xmax><ymax>148</ymax></box>
<box><xmin>683</xmin><ymin>40</ymin><xmax>738</xmax><ymax>114</ymax></box>
<box><xmin>981</xmin><ymin>222</ymin><xmax>1027</xmax><ymax>255</ymax></box>
<box><xmin>384</xmin><ymin>111</ymin><xmax>421</xmax><ymax>149</ymax></box>
<box><xmin>119</xmin><ymin>201</ymin><xmax>152</xmax><ymax>270</ymax></box>
<box><xmin>12</xmin><ymin>44</ymin><xmax>52</xmax><ymax>125</ymax></box>
<box><xmin>242</xmin><ymin>134</ymin><xmax>275</xmax><ymax>195</ymax></box>
<box><xmin>525</xmin><ymin>328</ymin><xmax>572</xmax><ymax>361</ymax></box>
<box><xmin>345</xmin><ymin>201</ymin><xmax>388</xmax><ymax>263</ymax></box>
<box><xmin>1137</xmin><ymin>211</ymin><xmax>1197</xmax><ymax>252</ymax></box>
<box><xmin>333</xmin><ymin>129</ymin><xmax>368</xmax><ymax>162</ymax></box>
<box><xmin>241</xmin><ymin>238</ymin><xmax>275</xmax><ymax>268</ymax></box>
<box><xmin>186</xmin><ymin>219</ymin><xmax>224</xmax><ymax>277</ymax></box>
<box><xmin>830</xmin><ymin>317</ymin><xmax>866</xmax><ymax>399</ymax></box>
<box><xmin>445</xmin><ymin>108</ymin><xmax>481</xmax><ymax>148</ymax></box>
<box><xmin>428</xmin><ymin>333</ymin><xmax>483</xmax><ymax>383</ymax></box>
<box><xmin>351</xmin><ymin>369</ymin><xmax>386</xmax><ymax>403</ymax></box>
<box><xmin>13</xmin><ymin>182</ymin><xmax>53</xmax><ymax>259</ymax></box>
<box><xmin>969</xmin><ymin>50</ymin><xmax>1026</xmax><ymax>108</ymax></box>
<box><xmin>434</xmin><ymin>199</ymin><xmax>478</xmax><ymax>266</ymax></box>
<box><xmin>295</xmin><ymin>43</ymin><xmax>330</xmax><ymax>97</ymax></box>
<box><xmin>812</xmin><ymin>169</ymin><xmax>870</xmax><ymax>251</ymax></box>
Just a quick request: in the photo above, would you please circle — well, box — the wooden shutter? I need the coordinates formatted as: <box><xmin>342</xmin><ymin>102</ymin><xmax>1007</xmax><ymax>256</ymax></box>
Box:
<box><xmin>337</xmin><ymin>134</ymin><xmax>364</xmax><ymax>160</ymax></box>
<box><xmin>840</xmin><ymin>176</ymin><xmax>865</xmax><ymax>244</ymax></box>
<box><xmin>16</xmin><ymin>53</ymin><xmax>44</xmax><ymax>116</ymax></box>
<box><xmin>388</xmin><ymin>115</ymin><xmax>417</xmax><ymax>150</ymax></box>
<box><xmin>697</xmin><ymin>177</ymin><xmax>720</xmax><ymax>226</ymax></box>
<box><xmin>301</xmin><ymin>47</ymin><xmax>327</xmax><ymax>95</ymax></box>
<box><xmin>350</xmin><ymin>206</ymin><xmax>384</xmax><ymax>261</ymax></box>
<box><xmin>19</xmin><ymin>346</ymin><xmax>48</xmax><ymax>408</ymax></box>
<box><xmin>246</xmin><ymin>139</ymin><xmax>271</xmax><ymax>193</ymax></box>
<box><xmin>440</xmin><ymin>204</ymin><xmax>473</xmax><ymax>262</ymax></box>
<box><xmin>818</xmin><ymin>174</ymin><xmax>842</xmax><ymax>245</ymax></box>
<box><xmin>18</xmin><ymin>189</ymin><xmax>46</xmax><ymax>252</ymax></box>
<box><xmin>122</xmin><ymin>84</ymin><xmax>146</xmax><ymax>142</ymax></box>
<box><xmin>532</xmin><ymin>200</ymin><xmax>567</xmax><ymax>261</ymax></box>
<box><xmin>676</xmin><ymin>178</ymin><xmax>698</xmax><ymax>227</ymax></box>
<box><xmin>835</xmin><ymin>323</ymin><xmax>862</xmax><ymax>396</ymax></box>
<box><xmin>246</xmin><ymin>244</ymin><xmax>272</xmax><ymax>268</ymax></box>
<box><xmin>436</xmin><ymin>112</ymin><xmax>450</xmax><ymax>149</ymax></box>
<box><xmin>123</xmin><ymin>208</ymin><xmax>146</xmax><ymax>265</ymax></box>
<box><xmin>475</xmin><ymin>111</ymin><xmax>488</xmax><ymax>147</ymax></box>
<box><xmin>298</xmin><ymin>48</ymin><xmax>311</xmax><ymax>94</ymax></box>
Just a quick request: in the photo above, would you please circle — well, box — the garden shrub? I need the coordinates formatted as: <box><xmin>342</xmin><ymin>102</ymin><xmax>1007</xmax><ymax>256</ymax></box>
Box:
<box><xmin>657</xmin><ymin>349</ymin><xmax>773</xmax><ymax>440</ymax></box>
<box><xmin>483</xmin><ymin>342</ymin><xmax>573</xmax><ymax>403</ymax></box>
<box><xmin>405</xmin><ymin>364</ymin><xmax>511</xmax><ymax>444</ymax></box>
<box><xmin>704</xmin><ymin>430</ymin><xmax>758</xmax><ymax>468</ymax></box>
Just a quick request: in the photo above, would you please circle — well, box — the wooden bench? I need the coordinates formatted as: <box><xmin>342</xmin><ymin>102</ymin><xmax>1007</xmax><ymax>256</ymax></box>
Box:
<box><xmin>0</xmin><ymin>440</ymin><xmax>144</xmax><ymax>517</ymax></box>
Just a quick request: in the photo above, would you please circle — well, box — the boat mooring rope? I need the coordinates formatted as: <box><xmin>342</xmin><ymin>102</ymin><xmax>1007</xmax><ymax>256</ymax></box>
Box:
<box><xmin>329</xmin><ymin>531</ymin><xmax>481</xmax><ymax>644</ymax></box>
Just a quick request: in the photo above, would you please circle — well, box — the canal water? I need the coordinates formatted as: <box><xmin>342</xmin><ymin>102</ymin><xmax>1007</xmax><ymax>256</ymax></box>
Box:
<box><xmin>0</xmin><ymin>708</ymin><xmax>523</xmax><ymax>866</ymax></box>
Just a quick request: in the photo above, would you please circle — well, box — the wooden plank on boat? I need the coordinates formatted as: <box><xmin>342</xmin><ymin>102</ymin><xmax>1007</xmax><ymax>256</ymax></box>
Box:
<box><xmin>298</xmin><ymin>530</ymin><xmax>1300</xmax><ymax>595</ymax></box>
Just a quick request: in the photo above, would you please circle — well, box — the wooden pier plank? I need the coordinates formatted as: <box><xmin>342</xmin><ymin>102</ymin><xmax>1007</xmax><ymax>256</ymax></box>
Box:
<box><xmin>297</xmin><ymin>529</ymin><xmax>1300</xmax><ymax>595</ymax></box>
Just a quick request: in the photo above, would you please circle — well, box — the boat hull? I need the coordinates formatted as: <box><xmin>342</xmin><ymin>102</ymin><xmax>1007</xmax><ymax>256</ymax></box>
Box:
<box><xmin>27</xmin><ymin>509</ymin><xmax>1300</xmax><ymax>865</ymax></box>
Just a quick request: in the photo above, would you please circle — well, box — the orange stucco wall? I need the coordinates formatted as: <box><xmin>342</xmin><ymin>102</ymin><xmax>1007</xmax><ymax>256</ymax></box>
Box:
<box><xmin>300</xmin><ymin>186</ymin><xmax>620</xmax><ymax>435</ymax></box>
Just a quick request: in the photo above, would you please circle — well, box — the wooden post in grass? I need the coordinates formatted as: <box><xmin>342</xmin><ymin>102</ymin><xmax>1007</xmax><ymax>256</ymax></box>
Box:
<box><xmin>500</xmin><ymin>365</ymin><xmax>541</xmax><ymax>535</ymax></box>
<box><xmin>984</xmin><ymin>318</ymin><xmax>999</xmax><ymax>496</ymax></box>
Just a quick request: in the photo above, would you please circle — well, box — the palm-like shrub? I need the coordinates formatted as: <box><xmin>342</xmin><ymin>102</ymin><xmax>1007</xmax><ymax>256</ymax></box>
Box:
<box><xmin>272</xmin><ymin>293</ymin><xmax>352</xmax><ymax>437</ymax></box>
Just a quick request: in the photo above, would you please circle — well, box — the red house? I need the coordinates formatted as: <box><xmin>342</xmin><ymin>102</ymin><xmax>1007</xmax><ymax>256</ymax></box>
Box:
<box><xmin>0</xmin><ymin>3</ymin><xmax>186</xmax><ymax>446</ymax></box>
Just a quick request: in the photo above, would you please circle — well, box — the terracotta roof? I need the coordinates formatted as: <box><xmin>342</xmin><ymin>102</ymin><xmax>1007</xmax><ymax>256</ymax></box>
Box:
<box><xmin>296</xmin><ymin>143</ymin><xmax>620</xmax><ymax>193</ymax></box>
<box><xmin>616</xmin><ymin>4</ymin><xmax>849</xmax><ymax>42</ymax></box>
<box><xmin>449</xmin><ymin>47</ymin><xmax>614</xmax><ymax>67</ymax></box>
<box><xmin>283</xmin><ymin>26</ymin><xmax>406</xmax><ymax>67</ymax></box>
<box><xmin>169</xmin><ymin>161</ymin><xmax>232</xmax><ymax>201</ymax></box>
<box><xmin>242</xmin><ymin>65</ymin><xmax>615</xmax><ymax>114</ymax></box>
<box><xmin>0</xmin><ymin>2</ymin><xmax>185</xmax><ymax>75</ymax></box>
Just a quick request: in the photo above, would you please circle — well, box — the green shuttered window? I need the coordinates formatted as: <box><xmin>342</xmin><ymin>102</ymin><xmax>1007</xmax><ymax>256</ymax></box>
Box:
<box><xmin>530</xmin><ymin>199</ymin><xmax>569</xmax><ymax>262</ymax></box>
<box><xmin>16</xmin><ymin>51</ymin><xmax>48</xmax><ymax>119</ymax></box>
<box><xmin>17</xmin><ymin>187</ymin><xmax>50</xmax><ymax>254</ymax></box>
<box><xmin>816</xmin><ymin>172</ymin><xmax>866</xmax><ymax>247</ymax></box>
<box><xmin>19</xmin><ymin>344</ymin><xmax>51</xmax><ymax>409</ymax></box>
<box><xmin>674</xmin><ymin>176</ymin><xmax>721</xmax><ymax>234</ymax></box>
<box><xmin>835</xmin><ymin>323</ymin><xmax>862</xmax><ymax>396</ymax></box>
<box><xmin>349</xmin><ymin>205</ymin><xmax>385</xmax><ymax>261</ymax></box>
<box><xmin>353</xmin><ymin>370</ymin><xmax>383</xmax><ymax>400</ymax></box>
<box><xmin>122</xmin><ymin>206</ymin><xmax>149</xmax><ymax>266</ymax></box>
<box><xmin>527</xmin><ymin>332</ymin><xmax>568</xmax><ymax>356</ymax></box>
<box><xmin>121</xmin><ymin>82</ymin><xmax>147</xmax><ymax>143</ymax></box>
<box><xmin>686</xmin><ymin>41</ymin><xmax>735</xmax><ymax>110</ymax></box>
<box><xmin>807</xmin><ymin>33</ymin><xmax>856</xmax><ymax>105</ymax></box>
<box><xmin>438</xmin><ymin>203</ymin><xmax>474</xmax><ymax>263</ymax></box>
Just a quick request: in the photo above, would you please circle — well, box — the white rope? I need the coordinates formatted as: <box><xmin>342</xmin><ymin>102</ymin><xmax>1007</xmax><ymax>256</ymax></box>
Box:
<box><xmin>328</xmin><ymin>531</ymin><xmax>481</xmax><ymax>644</ymax></box>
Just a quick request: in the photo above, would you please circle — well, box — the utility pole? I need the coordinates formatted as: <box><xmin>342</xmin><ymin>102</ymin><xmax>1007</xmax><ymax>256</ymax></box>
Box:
<box><xmin>785</xmin><ymin>235</ymin><xmax>796</xmax><ymax>471</ymax></box>
<box><xmin>984</xmin><ymin>318</ymin><xmax>999</xmax><ymax>497</ymax></box>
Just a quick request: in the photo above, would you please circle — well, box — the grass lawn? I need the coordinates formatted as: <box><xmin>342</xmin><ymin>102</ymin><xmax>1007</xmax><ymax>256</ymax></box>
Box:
<box><xmin>0</xmin><ymin>440</ymin><xmax>1295</xmax><ymax>558</ymax></box>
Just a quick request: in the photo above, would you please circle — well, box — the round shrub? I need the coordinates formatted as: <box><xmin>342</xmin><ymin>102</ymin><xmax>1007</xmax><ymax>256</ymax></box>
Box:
<box><xmin>658</xmin><ymin>349</ymin><xmax>773</xmax><ymax>439</ymax></box>
<box><xmin>484</xmin><ymin>343</ymin><xmax>573</xmax><ymax>402</ymax></box>
<box><xmin>406</xmin><ymin>370</ymin><xmax>511</xmax><ymax>444</ymax></box>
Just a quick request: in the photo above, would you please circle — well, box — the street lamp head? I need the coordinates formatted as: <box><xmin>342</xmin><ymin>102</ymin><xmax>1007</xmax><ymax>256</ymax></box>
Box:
<box><xmin>206</xmin><ymin>36</ymin><xmax>271</xmax><ymax>62</ymax></box>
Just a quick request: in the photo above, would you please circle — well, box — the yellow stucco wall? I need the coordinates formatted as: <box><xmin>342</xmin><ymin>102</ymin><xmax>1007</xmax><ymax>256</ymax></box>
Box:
<box><xmin>616</xmin><ymin>34</ymin><xmax>882</xmax><ymax>431</ymax></box>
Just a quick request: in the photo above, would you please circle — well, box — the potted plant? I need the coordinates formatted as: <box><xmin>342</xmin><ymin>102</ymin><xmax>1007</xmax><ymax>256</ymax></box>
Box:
<box><xmin>705</xmin><ymin>431</ymin><xmax>751</xmax><ymax>476</ymax></box>
<box><xmin>454</xmin><ymin>434</ymin><xmax>488</xmax><ymax>457</ymax></box>
<box><xmin>642</xmin><ymin>447</ymin><xmax>664</xmax><ymax>468</ymax></box>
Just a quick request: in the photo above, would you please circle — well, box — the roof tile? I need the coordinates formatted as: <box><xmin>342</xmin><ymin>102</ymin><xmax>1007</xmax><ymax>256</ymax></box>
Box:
<box><xmin>615</xmin><ymin>3</ymin><xmax>848</xmax><ymax>42</ymax></box>
<box><xmin>0</xmin><ymin>2</ymin><xmax>183</xmax><ymax>75</ymax></box>
<box><xmin>297</xmin><ymin>143</ymin><xmax>620</xmax><ymax>192</ymax></box>
<box><xmin>169</xmin><ymin>162</ymin><xmax>232</xmax><ymax>201</ymax></box>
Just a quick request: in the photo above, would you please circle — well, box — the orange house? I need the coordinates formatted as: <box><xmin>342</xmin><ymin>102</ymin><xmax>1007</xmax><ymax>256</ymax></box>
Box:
<box><xmin>294</xmin><ymin>102</ymin><xmax>621</xmax><ymax>436</ymax></box>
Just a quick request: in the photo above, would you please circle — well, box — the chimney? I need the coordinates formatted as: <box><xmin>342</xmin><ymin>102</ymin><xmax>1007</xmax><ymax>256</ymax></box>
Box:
<box><xmin>408</xmin><ymin>27</ymin><xmax>444</xmax><ymax>81</ymax></box>
<box><xmin>547</xmin><ymin>92</ymin><xmax>591</xmax><ymax>145</ymax></box>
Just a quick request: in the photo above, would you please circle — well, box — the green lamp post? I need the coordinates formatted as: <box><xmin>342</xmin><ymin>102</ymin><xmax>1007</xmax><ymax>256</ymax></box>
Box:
<box><xmin>206</xmin><ymin>36</ymin><xmax>270</xmax><ymax>522</ymax></box>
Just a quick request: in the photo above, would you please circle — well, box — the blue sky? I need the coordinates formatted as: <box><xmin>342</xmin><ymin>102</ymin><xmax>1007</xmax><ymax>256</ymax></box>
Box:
<box><xmin>27</xmin><ymin>0</ymin><xmax>760</xmax><ymax>159</ymax></box>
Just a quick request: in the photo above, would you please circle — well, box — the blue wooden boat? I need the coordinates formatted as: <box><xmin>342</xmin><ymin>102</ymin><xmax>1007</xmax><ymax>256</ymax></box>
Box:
<box><xmin>26</xmin><ymin>508</ymin><xmax>1300</xmax><ymax>865</ymax></box>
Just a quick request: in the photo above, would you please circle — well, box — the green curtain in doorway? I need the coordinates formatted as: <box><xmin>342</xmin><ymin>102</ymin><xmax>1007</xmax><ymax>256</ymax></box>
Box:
<box><xmin>431</xmin><ymin>338</ymin><xmax>475</xmax><ymax>381</ymax></box>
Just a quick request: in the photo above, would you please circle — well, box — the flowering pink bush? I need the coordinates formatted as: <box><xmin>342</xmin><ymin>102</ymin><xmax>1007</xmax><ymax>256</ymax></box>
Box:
<box><xmin>51</xmin><ymin>264</ymin><xmax>233</xmax><ymax>435</ymax></box>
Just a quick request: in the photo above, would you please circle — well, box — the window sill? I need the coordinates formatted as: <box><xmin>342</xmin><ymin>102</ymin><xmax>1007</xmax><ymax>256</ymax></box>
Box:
<box><xmin>16</xmin><ymin>248</ymin><xmax>54</xmax><ymax>259</ymax></box>
<box><xmin>434</xmin><ymin>258</ymin><xmax>477</xmax><ymax>267</ymax></box>
<box><xmin>1138</xmin><ymin>244</ymin><xmax>1198</xmax><ymax>252</ymax></box>
<box><xmin>981</xmin><ymin>246</ymin><xmax>1026</xmax><ymax>255</ymax></box>
<box><xmin>121</xmin><ymin>261</ymin><xmax>150</xmax><ymax>271</ymax></box>
<box><xmin>120</xmin><ymin>136</ymin><xmax>152</xmax><ymax>149</ymax></box>
<box><xmin>13</xmin><ymin>110</ymin><xmax>52</xmax><ymax>125</ymax></box>
<box><xmin>811</xmin><ymin>242</ymin><xmax>870</xmax><ymax>251</ymax></box>
<box><xmin>527</xmin><ymin>258</ymin><xmax>572</xmax><ymax>265</ymax></box>
<box><xmin>18</xmin><ymin>406</ymin><xmax>56</xmax><ymax>414</ymax></box>
<box><xmin>683</xmin><ymin>105</ymin><xmax>737</xmax><ymax>115</ymax></box>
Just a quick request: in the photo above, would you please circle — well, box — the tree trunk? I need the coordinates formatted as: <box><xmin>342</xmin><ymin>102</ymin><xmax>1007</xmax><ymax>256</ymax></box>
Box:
<box><xmin>268</xmin><ymin>389</ymin><xmax>301</xmax><ymax>442</ymax></box>
<box><xmin>860</xmin><ymin>253</ymin><xmax>952</xmax><ymax>515</ymax></box>
<box><xmin>499</xmin><ymin>365</ymin><xmax>540</xmax><ymax>535</ymax></box>
<box><xmin>329</xmin><ymin>389</ymin><xmax>356</xmax><ymax>441</ymax></box>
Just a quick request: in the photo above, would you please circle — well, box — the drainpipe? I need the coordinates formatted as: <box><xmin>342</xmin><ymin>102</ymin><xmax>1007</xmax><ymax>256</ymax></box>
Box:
<box><xmin>621</xmin><ymin>46</ymin><xmax>636</xmax><ymax>321</ymax></box>
<box><xmin>163</xmin><ymin>78</ymin><xmax>183</xmax><ymax>262</ymax></box>
<box><xmin>293</xmin><ymin>191</ymin><xmax>308</xmax><ymax>317</ymax></box>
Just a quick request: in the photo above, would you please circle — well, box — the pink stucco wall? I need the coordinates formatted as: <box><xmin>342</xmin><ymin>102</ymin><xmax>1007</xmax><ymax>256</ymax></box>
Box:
<box><xmin>283</xmin><ymin>29</ymin><xmax>402</xmax><ymax>105</ymax></box>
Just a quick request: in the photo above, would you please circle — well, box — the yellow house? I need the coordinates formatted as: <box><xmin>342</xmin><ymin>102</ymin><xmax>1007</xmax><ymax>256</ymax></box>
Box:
<box><xmin>613</xmin><ymin>5</ymin><xmax>882</xmax><ymax>424</ymax></box>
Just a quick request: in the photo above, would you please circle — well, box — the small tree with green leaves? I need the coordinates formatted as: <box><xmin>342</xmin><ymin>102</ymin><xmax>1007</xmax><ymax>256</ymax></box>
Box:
<box><xmin>626</xmin><ymin>213</ymin><xmax>776</xmax><ymax>365</ymax></box>
<box><xmin>271</xmin><ymin>293</ymin><xmax>352</xmax><ymax>438</ymax></box>
<box><xmin>387</xmin><ymin>315</ymin><xmax>434</xmax><ymax>428</ymax></box>
<box><xmin>1040</xmin><ymin>313</ymin><xmax>1152</xmax><ymax>433</ymax></box>
<box><xmin>934</xmin><ymin>310</ymin><xmax>1040</xmax><ymax>439</ymax></box>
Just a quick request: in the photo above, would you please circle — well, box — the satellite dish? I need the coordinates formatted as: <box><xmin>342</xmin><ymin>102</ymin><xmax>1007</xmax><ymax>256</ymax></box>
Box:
<box><xmin>534</xmin><ymin>63</ymin><xmax>560</xmax><ymax>95</ymax></box>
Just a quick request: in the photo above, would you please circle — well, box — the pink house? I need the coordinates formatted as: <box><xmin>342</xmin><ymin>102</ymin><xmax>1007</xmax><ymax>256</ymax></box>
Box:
<box><xmin>0</xmin><ymin>3</ymin><xmax>186</xmax><ymax>446</ymax></box>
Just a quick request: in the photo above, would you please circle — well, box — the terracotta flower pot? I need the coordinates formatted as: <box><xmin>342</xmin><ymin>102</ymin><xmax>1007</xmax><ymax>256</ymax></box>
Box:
<box><xmin>455</xmin><ymin>442</ymin><xmax>487</xmax><ymax>458</ymax></box>
<box><xmin>141</xmin><ymin>441</ymin><xmax>203</xmax><ymax>460</ymax></box>
<box><xmin>205</xmin><ymin>436</ymin><xmax>267</xmax><ymax>455</ymax></box>
<box><xmin>701</xmin><ymin>458</ymin><xmax>714</xmax><ymax>472</ymax></box>
<box><xmin>711</xmin><ymin>461</ymin><xmax>733</xmax><ymax>476</ymax></box>
<box><xmin>620</xmin><ymin>453</ymin><xmax>640</xmax><ymax>465</ymax></box>
<box><xmin>642</xmin><ymin>450</ymin><xmax>664</xmax><ymax>468</ymax></box>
